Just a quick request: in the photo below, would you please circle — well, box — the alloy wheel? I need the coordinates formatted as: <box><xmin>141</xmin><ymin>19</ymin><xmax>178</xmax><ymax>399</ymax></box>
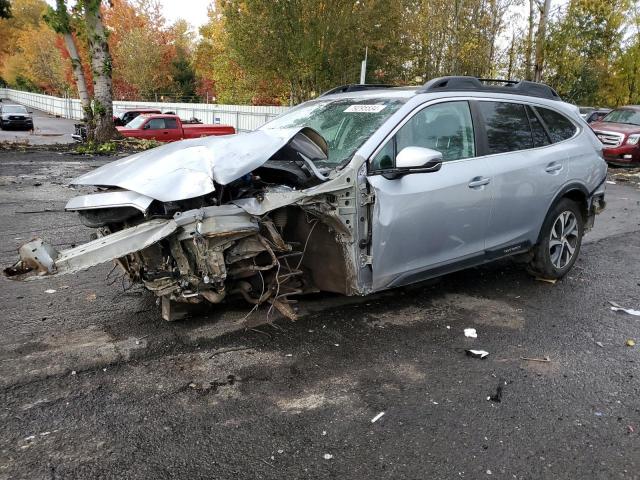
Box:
<box><xmin>549</xmin><ymin>210</ymin><xmax>579</xmax><ymax>269</ymax></box>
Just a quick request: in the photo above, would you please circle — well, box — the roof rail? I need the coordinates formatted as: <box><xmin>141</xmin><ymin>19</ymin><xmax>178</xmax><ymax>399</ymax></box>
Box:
<box><xmin>319</xmin><ymin>84</ymin><xmax>396</xmax><ymax>97</ymax></box>
<box><xmin>417</xmin><ymin>76</ymin><xmax>561</xmax><ymax>101</ymax></box>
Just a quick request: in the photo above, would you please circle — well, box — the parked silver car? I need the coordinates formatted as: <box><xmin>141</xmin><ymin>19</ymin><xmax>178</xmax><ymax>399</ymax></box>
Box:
<box><xmin>6</xmin><ymin>77</ymin><xmax>607</xmax><ymax>320</ymax></box>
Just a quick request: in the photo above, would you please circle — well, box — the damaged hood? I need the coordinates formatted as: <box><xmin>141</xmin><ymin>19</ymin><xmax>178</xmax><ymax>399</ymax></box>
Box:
<box><xmin>72</xmin><ymin>127</ymin><xmax>328</xmax><ymax>202</ymax></box>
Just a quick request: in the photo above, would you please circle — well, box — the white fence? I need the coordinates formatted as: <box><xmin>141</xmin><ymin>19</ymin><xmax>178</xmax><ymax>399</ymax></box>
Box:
<box><xmin>0</xmin><ymin>88</ymin><xmax>291</xmax><ymax>132</ymax></box>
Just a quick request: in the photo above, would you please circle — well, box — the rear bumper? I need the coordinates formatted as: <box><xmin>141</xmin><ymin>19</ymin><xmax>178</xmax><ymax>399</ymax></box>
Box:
<box><xmin>603</xmin><ymin>144</ymin><xmax>640</xmax><ymax>166</ymax></box>
<box><xmin>585</xmin><ymin>178</ymin><xmax>606</xmax><ymax>231</ymax></box>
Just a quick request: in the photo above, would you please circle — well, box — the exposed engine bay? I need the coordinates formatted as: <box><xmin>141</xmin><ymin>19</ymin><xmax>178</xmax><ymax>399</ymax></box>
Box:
<box><xmin>5</xmin><ymin>127</ymin><xmax>362</xmax><ymax>321</ymax></box>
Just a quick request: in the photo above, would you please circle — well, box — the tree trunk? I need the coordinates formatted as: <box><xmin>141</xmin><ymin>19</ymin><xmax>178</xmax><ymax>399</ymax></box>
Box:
<box><xmin>525</xmin><ymin>0</ymin><xmax>535</xmax><ymax>80</ymax></box>
<box><xmin>507</xmin><ymin>33</ymin><xmax>516</xmax><ymax>79</ymax></box>
<box><xmin>83</xmin><ymin>1</ymin><xmax>117</xmax><ymax>142</ymax></box>
<box><xmin>534</xmin><ymin>0</ymin><xmax>552</xmax><ymax>82</ymax></box>
<box><xmin>62</xmin><ymin>33</ymin><xmax>93</xmax><ymax>123</ymax></box>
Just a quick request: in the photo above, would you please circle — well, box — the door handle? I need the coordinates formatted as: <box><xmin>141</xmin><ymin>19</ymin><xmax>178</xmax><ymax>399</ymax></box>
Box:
<box><xmin>545</xmin><ymin>162</ymin><xmax>563</xmax><ymax>173</ymax></box>
<box><xmin>468</xmin><ymin>177</ymin><xmax>491</xmax><ymax>188</ymax></box>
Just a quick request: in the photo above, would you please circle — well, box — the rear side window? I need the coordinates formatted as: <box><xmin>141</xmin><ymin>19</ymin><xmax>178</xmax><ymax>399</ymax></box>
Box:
<box><xmin>534</xmin><ymin>107</ymin><xmax>576</xmax><ymax>143</ymax></box>
<box><xmin>477</xmin><ymin>101</ymin><xmax>533</xmax><ymax>154</ymax></box>
<box><xmin>526</xmin><ymin>106</ymin><xmax>551</xmax><ymax>147</ymax></box>
<box><xmin>164</xmin><ymin>118</ymin><xmax>178</xmax><ymax>129</ymax></box>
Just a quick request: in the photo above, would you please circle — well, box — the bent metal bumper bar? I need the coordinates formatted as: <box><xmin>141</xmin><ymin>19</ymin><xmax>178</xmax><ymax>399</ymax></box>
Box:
<box><xmin>4</xmin><ymin>205</ymin><xmax>257</xmax><ymax>278</ymax></box>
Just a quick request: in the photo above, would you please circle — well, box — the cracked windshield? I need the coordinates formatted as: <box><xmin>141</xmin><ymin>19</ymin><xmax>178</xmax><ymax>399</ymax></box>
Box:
<box><xmin>262</xmin><ymin>98</ymin><xmax>407</xmax><ymax>165</ymax></box>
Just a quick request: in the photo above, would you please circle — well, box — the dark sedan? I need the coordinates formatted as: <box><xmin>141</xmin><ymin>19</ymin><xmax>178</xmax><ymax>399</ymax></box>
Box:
<box><xmin>0</xmin><ymin>104</ymin><xmax>33</xmax><ymax>130</ymax></box>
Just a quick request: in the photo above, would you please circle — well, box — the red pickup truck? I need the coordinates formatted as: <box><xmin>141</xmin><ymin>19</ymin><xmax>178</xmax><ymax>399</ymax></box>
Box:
<box><xmin>117</xmin><ymin>114</ymin><xmax>235</xmax><ymax>142</ymax></box>
<box><xmin>591</xmin><ymin>106</ymin><xmax>640</xmax><ymax>166</ymax></box>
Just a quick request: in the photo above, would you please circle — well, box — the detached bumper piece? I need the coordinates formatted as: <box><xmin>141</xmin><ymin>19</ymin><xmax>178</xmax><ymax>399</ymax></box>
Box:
<box><xmin>4</xmin><ymin>219</ymin><xmax>178</xmax><ymax>278</ymax></box>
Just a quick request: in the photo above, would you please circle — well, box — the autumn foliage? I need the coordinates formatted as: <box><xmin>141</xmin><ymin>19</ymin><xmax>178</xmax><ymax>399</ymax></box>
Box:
<box><xmin>0</xmin><ymin>0</ymin><xmax>639</xmax><ymax>107</ymax></box>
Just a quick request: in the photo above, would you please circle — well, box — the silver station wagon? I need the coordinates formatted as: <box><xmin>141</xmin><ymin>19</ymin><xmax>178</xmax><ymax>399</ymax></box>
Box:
<box><xmin>6</xmin><ymin>76</ymin><xmax>607</xmax><ymax>320</ymax></box>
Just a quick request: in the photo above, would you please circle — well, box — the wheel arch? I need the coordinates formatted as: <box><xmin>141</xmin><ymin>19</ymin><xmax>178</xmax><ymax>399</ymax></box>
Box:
<box><xmin>535</xmin><ymin>183</ymin><xmax>589</xmax><ymax>245</ymax></box>
<box><xmin>550</xmin><ymin>182</ymin><xmax>589</xmax><ymax>222</ymax></box>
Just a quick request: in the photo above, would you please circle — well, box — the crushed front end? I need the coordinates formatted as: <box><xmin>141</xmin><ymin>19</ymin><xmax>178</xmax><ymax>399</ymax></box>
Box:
<box><xmin>5</xmin><ymin>127</ymin><xmax>361</xmax><ymax>321</ymax></box>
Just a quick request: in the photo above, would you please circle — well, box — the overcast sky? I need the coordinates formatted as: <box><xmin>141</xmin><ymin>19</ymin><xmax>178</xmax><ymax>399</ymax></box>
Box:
<box><xmin>157</xmin><ymin>0</ymin><xmax>212</xmax><ymax>30</ymax></box>
<box><xmin>44</xmin><ymin>0</ymin><xmax>214</xmax><ymax>30</ymax></box>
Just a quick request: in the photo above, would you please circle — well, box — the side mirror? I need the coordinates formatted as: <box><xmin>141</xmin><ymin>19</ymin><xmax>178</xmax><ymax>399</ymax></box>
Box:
<box><xmin>382</xmin><ymin>147</ymin><xmax>443</xmax><ymax>180</ymax></box>
<box><xmin>143</xmin><ymin>123</ymin><xmax>151</xmax><ymax>130</ymax></box>
<box><xmin>28</xmin><ymin>111</ymin><xmax>33</xmax><ymax>114</ymax></box>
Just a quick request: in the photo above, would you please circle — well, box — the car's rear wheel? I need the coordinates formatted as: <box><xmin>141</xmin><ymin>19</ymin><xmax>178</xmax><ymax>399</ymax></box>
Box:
<box><xmin>528</xmin><ymin>198</ymin><xmax>584</xmax><ymax>279</ymax></box>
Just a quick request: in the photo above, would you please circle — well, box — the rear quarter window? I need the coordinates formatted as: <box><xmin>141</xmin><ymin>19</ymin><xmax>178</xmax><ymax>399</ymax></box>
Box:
<box><xmin>534</xmin><ymin>107</ymin><xmax>577</xmax><ymax>143</ymax></box>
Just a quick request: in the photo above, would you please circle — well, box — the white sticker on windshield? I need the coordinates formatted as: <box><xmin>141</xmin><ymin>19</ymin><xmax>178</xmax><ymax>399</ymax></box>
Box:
<box><xmin>344</xmin><ymin>104</ymin><xmax>386</xmax><ymax>113</ymax></box>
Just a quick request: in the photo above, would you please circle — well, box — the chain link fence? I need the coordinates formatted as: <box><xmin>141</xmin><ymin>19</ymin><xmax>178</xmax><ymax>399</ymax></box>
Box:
<box><xmin>0</xmin><ymin>88</ymin><xmax>291</xmax><ymax>132</ymax></box>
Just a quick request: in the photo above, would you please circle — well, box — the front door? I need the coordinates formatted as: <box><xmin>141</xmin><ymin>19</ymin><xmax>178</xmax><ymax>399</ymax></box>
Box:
<box><xmin>367</xmin><ymin>100</ymin><xmax>492</xmax><ymax>291</ymax></box>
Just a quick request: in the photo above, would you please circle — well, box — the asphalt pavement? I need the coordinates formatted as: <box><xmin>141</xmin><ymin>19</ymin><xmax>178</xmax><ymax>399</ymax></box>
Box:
<box><xmin>0</xmin><ymin>151</ymin><xmax>639</xmax><ymax>479</ymax></box>
<box><xmin>0</xmin><ymin>100</ymin><xmax>76</xmax><ymax>145</ymax></box>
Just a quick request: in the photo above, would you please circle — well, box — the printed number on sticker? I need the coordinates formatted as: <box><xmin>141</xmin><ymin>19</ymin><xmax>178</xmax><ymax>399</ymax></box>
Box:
<box><xmin>344</xmin><ymin>105</ymin><xmax>386</xmax><ymax>113</ymax></box>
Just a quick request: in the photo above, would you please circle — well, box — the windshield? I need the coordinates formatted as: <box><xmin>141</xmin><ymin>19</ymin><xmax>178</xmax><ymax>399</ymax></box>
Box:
<box><xmin>261</xmin><ymin>97</ymin><xmax>407</xmax><ymax>166</ymax></box>
<box><xmin>126</xmin><ymin>115</ymin><xmax>147</xmax><ymax>129</ymax></box>
<box><xmin>2</xmin><ymin>105</ymin><xmax>28</xmax><ymax>114</ymax></box>
<box><xmin>602</xmin><ymin>109</ymin><xmax>640</xmax><ymax>126</ymax></box>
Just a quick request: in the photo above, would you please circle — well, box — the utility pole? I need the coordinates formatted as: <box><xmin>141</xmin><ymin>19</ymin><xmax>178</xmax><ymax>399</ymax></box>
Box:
<box><xmin>360</xmin><ymin>47</ymin><xmax>368</xmax><ymax>84</ymax></box>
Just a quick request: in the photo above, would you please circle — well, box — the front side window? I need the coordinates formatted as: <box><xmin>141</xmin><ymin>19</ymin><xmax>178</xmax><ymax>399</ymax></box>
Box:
<box><xmin>371</xmin><ymin>101</ymin><xmax>475</xmax><ymax>169</ymax></box>
<box><xmin>535</xmin><ymin>107</ymin><xmax>577</xmax><ymax>142</ymax></box>
<box><xmin>146</xmin><ymin>118</ymin><xmax>166</xmax><ymax>129</ymax></box>
<box><xmin>478</xmin><ymin>101</ymin><xmax>533</xmax><ymax>154</ymax></box>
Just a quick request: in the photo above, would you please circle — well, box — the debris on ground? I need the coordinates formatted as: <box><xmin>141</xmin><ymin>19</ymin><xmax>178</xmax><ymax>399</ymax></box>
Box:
<box><xmin>464</xmin><ymin>328</ymin><xmax>478</xmax><ymax>338</ymax></box>
<box><xmin>595</xmin><ymin>341</ymin><xmax>604</xmax><ymax>348</ymax></box>
<box><xmin>521</xmin><ymin>356</ymin><xmax>551</xmax><ymax>363</ymax></box>
<box><xmin>465</xmin><ymin>349</ymin><xmax>489</xmax><ymax>359</ymax></box>
<box><xmin>488</xmin><ymin>382</ymin><xmax>504</xmax><ymax>402</ymax></box>
<box><xmin>606</xmin><ymin>180</ymin><xmax>617</xmax><ymax>185</ymax></box>
<box><xmin>626</xmin><ymin>339</ymin><xmax>636</xmax><ymax>347</ymax></box>
<box><xmin>323</xmin><ymin>453</ymin><xmax>333</xmax><ymax>460</ymax></box>
<box><xmin>44</xmin><ymin>289</ymin><xmax>56</xmax><ymax>294</ymax></box>
<box><xmin>371</xmin><ymin>412</ymin><xmax>385</xmax><ymax>423</ymax></box>
<box><xmin>609</xmin><ymin>301</ymin><xmax>640</xmax><ymax>316</ymax></box>
<box><xmin>536</xmin><ymin>277</ymin><xmax>557</xmax><ymax>284</ymax></box>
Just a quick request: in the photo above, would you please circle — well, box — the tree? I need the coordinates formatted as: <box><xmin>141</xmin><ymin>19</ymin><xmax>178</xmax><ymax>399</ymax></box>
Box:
<box><xmin>44</xmin><ymin>0</ymin><xmax>93</xmax><ymax>121</ymax></box>
<box><xmin>545</xmin><ymin>0</ymin><xmax>629</xmax><ymax>104</ymax></box>
<box><xmin>533</xmin><ymin>0</ymin><xmax>552</xmax><ymax>82</ymax></box>
<box><xmin>219</xmin><ymin>0</ymin><xmax>408</xmax><ymax>103</ymax></box>
<box><xmin>78</xmin><ymin>0</ymin><xmax>117</xmax><ymax>141</ymax></box>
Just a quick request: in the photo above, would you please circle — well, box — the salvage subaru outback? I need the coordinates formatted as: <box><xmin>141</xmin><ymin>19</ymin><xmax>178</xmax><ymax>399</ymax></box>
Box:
<box><xmin>5</xmin><ymin>77</ymin><xmax>607</xmax><ymax>320</ymax></box>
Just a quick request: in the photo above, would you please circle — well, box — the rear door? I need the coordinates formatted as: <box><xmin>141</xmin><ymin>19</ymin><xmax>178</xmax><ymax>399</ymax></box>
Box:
<box><xmin>367</xmin><ymin>100</ymin><xmax>492</xmax><ymax>290</ymax></box>
<box><xmin>478</xmin><ymin>101</ymin><xmax>571</xmax><ymax>252</ymax></box>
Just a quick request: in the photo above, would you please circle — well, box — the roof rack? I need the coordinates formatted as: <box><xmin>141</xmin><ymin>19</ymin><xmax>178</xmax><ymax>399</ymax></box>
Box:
<box><xmin>417</xmin><ymin>76</ymin><xmax>561</xmax><ymax>101</ymax></box>
<box><xmin>319</xmin><ymin>84</ymin><xmax>396</xmax><ymax>97</ymax></box>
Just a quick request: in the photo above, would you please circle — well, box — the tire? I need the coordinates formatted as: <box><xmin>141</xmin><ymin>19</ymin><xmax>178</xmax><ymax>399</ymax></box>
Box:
<box><xmin>528</xmin><ymin>198</ymin><xmax>584</xmax><ymax>279</ymax></box>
